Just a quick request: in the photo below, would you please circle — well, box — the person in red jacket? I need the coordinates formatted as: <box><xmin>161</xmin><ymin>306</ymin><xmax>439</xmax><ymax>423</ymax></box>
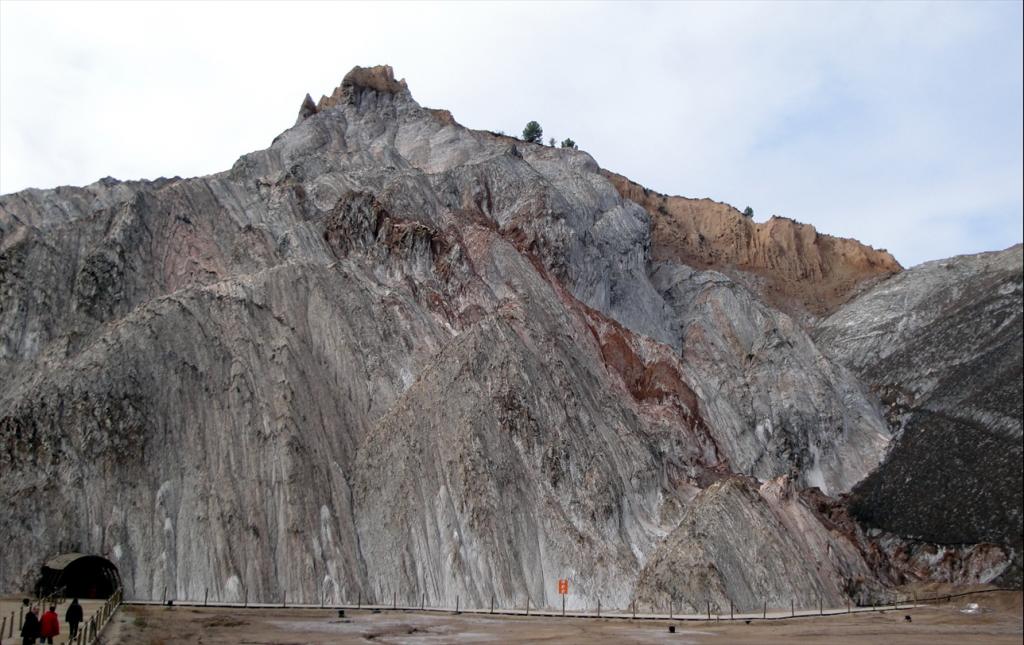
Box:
<box><xmin>39</xmin><ymin>605</ymin><xmax>60</xmax><ymax>644</ymax></box>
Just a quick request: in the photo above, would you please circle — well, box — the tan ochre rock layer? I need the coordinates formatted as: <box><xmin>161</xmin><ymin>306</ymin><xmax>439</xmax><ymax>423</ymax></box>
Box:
<box><xmin>602</xmin><ymin>171</ymin><xmax>902</xmax><ymax>322</ymax></box>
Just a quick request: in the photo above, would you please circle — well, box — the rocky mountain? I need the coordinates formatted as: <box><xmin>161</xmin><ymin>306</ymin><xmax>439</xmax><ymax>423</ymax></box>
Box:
<box><xmin>1</xmin><ymin>65</ymin><xmax>1017</xmax><ymax>608</ymax></box>
<box><xmin>816</xmin><ymin>244</ymin><xmax>1023</xmax><ymax>585</ymax></box>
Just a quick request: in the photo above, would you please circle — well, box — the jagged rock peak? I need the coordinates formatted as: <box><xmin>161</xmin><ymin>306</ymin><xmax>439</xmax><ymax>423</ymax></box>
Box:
<box><xmin>342</xmin><ymin>64</ymin><xmax>408</xmax><ymax>94</ymax></box>
<box><xmin>314</xmin><ymin>64</ymin><xmax>411</xmax><ymax>113</ymax></box>
<box><xmin>295</xmin><ymin>93</ymin><xmax>318</xmax><ymax>125</ymax></box>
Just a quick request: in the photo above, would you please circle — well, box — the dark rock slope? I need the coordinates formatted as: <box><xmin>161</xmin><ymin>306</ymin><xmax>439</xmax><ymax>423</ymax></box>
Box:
<box><xmin>0</xmin><ymin>66</ymin><xmax>1015</xmax><ymax>606</ymax></box>
<box><xmin>816</xmin><ymin>245</ymin><xmax>1023</xmax><ymax>585</ymax></box>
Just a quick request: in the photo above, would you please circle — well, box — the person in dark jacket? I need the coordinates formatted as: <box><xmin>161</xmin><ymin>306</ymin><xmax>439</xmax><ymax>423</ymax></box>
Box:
<box><xmin>66</xmin><ymin>598</ymin><xmax>84</xmax><ymax>639</ymax></box>
<box><xmin>20</xmin><ymin>605</ymin><xmax>40</xmax><ymax>645</ymax></box>
<box><xmin>39</xmin><ymin>605</ymin><xmax>60</xmax><ymax>644</ymax></box>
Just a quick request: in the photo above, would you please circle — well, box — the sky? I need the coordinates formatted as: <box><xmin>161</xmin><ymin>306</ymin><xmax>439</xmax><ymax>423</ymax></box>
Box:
<box><xmin>1</xmin><ymin>1</ymin><xmax>1021</xmax><ymax>268</ymax></box>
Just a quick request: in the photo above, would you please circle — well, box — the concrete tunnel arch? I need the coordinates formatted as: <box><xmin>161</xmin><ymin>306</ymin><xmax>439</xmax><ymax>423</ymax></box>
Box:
<box><xmin>36</xmin><ymin>553</ymin><xmax>122</xmax><ymax>599</ymax></box>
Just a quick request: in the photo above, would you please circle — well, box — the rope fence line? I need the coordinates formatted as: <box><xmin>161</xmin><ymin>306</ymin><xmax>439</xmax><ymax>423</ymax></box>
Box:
<box><xmin>53</xmin><ymin>587</ymin><xmax>124</xmax><ymax>645</ymax></box>
<box><xmin>82</xmin><ymin>587</ymin><xmax>123</xmax><ymax>645</ymax></box>
<box><xmin>119</xmin><ymin>587</ymin><xmax>1018</xmax><ymax>623</ymax></box>
<box><xmin>4</xmin><ymin>584</ymin><xmax>1012</xmax><ymax>642</ymax></box>
<box><xmin>909</xmin><ymin>587</ymin><xmax>1019</xmax><ymax>605</ymax></box>
<box><xmin>124</xmin><ymin>598</ymin><xmax>893</xmax><ymax>622</ymax></box>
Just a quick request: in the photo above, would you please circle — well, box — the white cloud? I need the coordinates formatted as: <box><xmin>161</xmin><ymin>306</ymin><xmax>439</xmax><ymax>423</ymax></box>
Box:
<box><xmin>1</xmin><ymin>0</ymin><xmax>1020</xmax><ymax>266</ymax></box>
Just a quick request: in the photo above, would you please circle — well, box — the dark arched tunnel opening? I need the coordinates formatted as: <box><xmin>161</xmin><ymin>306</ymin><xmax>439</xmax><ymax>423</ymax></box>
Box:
<box><xmin>36</xmin><ymin>554</ymin><xmax>122</xmax><ymax>599</ymax></box>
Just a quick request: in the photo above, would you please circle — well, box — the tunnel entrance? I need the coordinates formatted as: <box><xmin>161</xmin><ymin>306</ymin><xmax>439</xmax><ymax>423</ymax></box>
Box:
<box><xmin>36</xmin><ymin>553</ymin><xmax>121</xmax><ymax>599</ymax></box>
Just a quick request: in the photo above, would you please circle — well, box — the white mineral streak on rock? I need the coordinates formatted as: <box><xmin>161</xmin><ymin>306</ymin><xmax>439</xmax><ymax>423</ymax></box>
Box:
<box><xmin>225</xmin><ymin>575</ymin><xmax>242</xmax><ymax>602</ymax></box>
<box><xmin>651</xmin><ymin>263</ymin><xmax>890</xmax><ymax>495</ymax></box>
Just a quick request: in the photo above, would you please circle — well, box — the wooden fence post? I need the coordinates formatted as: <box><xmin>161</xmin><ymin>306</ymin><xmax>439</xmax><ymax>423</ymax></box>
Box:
<box><xmin>393</xmin><ymin>591</ymin><xmax>397</xmax><ymax>610</ymax></box>
<box><xmin>791</xmin><ymin>599</ymin><xmax>794</xmax><ymax>617</ymax></box>
<box><xmin>204</xmin><ymin>588</ymin><xmax>209</xmax><ymax>606</ymax></box>
<box><xmin>455</xmin><ymin>595</ymin><xmax>460</xmax><ymax>614</ymax></box>
<box><xmin>707</xmin><ymin>600</ymin><xmax>711</xmax><ymax>620</ymax></box>
<box><xmin>597</xmin><ymin>599</ymin><xmax>601</xmax><ymax>618</ymax></box>
<box><xmin>526</xmin><ymin>596</ymin><xmax>530</xmax><ymax>616</ymax></box>
<box><xmin>730</xmin><ymin>599</ymin><xmax>734</xmax><ymax>620</ymax></box>
<box><xmin>763</xmin><ymin>599</ymin><xmax>767</xmax><ymax>619</ymax></box>
<box><xmin>489</xmin><ymin>595</ymin><xmax>493</xmax><ymax>614</ymax></box>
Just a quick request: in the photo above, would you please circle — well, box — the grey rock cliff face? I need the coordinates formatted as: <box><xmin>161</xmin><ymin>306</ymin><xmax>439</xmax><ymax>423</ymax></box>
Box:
<box><xmin>0</xmin><ymin>65</ymin><xmax>1013</xmax><ymax>605</ymax></box>
<box><xmin>633</xmin><ymin>476</ymin><xmax>1011</xmax><ymax>612</ymax></box>
<box><xmin>652</xmin><ymin>263</ymin><xmax>889</xmax><ymax>496</ymax></box>
<box><xmin>815</xmin><ymin>245</ymin><xmax>1023</xmax><ymax>585</ymax></box>
<box><xmin>633</xmin><ymin>477</ymin><xmax>880</xmax><ymax>613</ymax></box>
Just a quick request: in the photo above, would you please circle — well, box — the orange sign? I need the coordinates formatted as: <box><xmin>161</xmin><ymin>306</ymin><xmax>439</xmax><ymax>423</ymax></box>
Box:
<box><xmin>558</xmin><ymin>579</ymin><xmax>568</xmax><ymax>595</ymax></box>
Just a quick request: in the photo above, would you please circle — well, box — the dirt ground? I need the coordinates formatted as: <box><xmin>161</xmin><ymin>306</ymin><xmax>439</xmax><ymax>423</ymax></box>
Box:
<box><xmin>102</xmin><ymin>592</ymin><xmax>1022</xmax><ymax>644</ymax></box>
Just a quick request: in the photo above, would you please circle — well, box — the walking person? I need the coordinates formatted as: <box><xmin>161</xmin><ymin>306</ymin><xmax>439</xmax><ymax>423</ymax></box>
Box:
<box><xmin>17</xmin><ymin>598</ymin><xmax>29</xmax><ymax>632</ymax></box>
<box><xmin>39</xmin><ymin>605</ymin><xmax>59</xmax><ymax>644</ymax></box>
<box><xmin>19</xmin><ymin>605</ymin><xmax>39</xmax><ymax>645</ymax></box>
<box><xmin>66</xmin><ymin>598</ymin><xmax>84</xmax><ymax>640</ymax></box>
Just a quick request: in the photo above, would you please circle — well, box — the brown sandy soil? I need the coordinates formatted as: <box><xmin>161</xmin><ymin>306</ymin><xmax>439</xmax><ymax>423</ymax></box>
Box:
<box><xmin>103</xmin><ymin>594</ymin><xmax>1022</xmax><ymax>644</ymax></box>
